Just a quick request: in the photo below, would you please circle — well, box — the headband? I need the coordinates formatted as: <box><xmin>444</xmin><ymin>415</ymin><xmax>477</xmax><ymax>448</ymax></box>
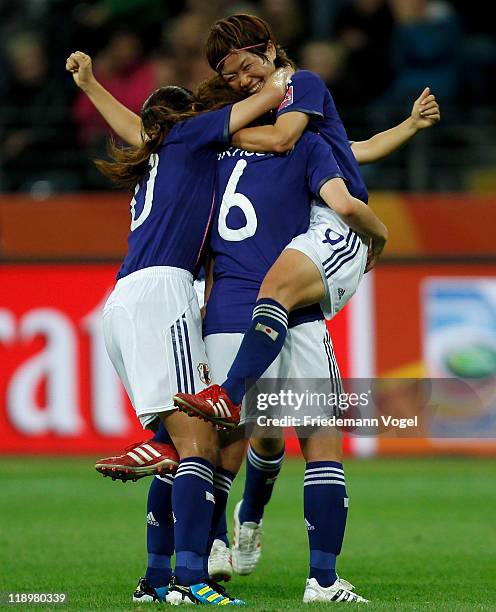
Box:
<box><xmin>215</xmin><ymin>43</ymin><xmax>267</xmax><ymax>72</ymax></box>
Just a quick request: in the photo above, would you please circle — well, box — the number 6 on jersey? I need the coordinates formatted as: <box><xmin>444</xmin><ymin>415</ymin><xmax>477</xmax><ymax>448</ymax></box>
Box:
<box><xmin>218</xmin><ymin>159</ymin><xmax>258</xmax><ymax>242</ymax></box>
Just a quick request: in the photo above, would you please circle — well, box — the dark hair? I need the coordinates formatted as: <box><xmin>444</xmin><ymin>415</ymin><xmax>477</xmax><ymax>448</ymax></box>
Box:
<box><xmin>206</xmin><ymin>14</ymin><xmax>295</xmax><ymax>74</ymax></box>
<box><xmin>95</xmin><ymin>86</ymin><xmax>196</xmax><ymax>189</ymax></box>
<box><xmin>194</xmin><ymin>75</ymin><xmax>245</xmax><ymax>112</ymax></box>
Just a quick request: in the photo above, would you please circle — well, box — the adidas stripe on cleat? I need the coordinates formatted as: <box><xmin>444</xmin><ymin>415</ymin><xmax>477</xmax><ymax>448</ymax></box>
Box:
<box><xmin>95</xmin><ymin>441</ymin><xmax>179</xmax><ymax>482</ymax></box>
<box><xmin>132</xmin><ymin>577</ymin><xmax>168</xmax><ymax>603</ymax></box>
<box><xmin>303</xmin><ymin>577</ymin><xmax>369</xmax><ymax>604</ymax></box>
<box><xmin>173</xmin><ymin>385</ymin><xmax>241</xmax><ymax>430</ymax></box>
<box><xmin>165</xmin><ymin>578</ymin><xmax>245</xmax><ymax>605</ymax></box>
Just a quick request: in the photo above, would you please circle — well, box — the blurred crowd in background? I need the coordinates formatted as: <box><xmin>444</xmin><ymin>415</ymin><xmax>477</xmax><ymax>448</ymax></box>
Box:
<box><xmin>0</xmin><ymin>0</ymin><xmax>495</xmax><ymax>194</ymax></box>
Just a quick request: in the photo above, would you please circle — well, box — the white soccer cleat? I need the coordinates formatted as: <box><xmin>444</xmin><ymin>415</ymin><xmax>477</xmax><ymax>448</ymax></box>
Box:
<box><xmin>208</xmin><ymin>539</ymin><xmax>233</xmax><ymax>582</ymax></box>
<box><xmin>231</xmin><ymin>500</ymin><xmax>262</xmax><ymax>575</ymax></box>
<box><xmin>303</xmin><ymin>577</ymin><xmax>369</xmax><ymax>603</ymax></box>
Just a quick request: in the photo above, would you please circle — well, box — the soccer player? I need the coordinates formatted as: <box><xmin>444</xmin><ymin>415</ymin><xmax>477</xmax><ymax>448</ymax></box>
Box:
<box><xmin>74</xmin><ymin>14</ymin><xmax>439</xmax><ymax>601</ymax></box>
<box><xmin>202</xmin><ymin>131</ymin><xmax>385</xmax><ymax>604</ymax></box>
<box><xmin>66</xmin><ymin>50</ymin><xmax>290</xmax><ymax>606</ymax></box>
<box><xmin>68</xmin><ymin>55</ymin><xmax>384</xmax><ymax>603</ymax></box>
<box><xmin>175</xmin><ymin>13</ymin><xmax>440</xmax><ymax>428</ymax></box>
<box><xmin>94</xmin><ymin>15</ymin><xmax>439</xmax><ymax>478</ymax></box>
<box><xmin>171</xmin><ymin>13</ymin><xmax>440</xmax><ymax>595</ymax></box>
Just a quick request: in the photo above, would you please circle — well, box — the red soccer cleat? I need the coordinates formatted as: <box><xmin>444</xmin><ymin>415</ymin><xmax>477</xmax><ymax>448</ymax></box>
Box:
<box><xmin>95</xmin><ymin>440</ymin><xmax>179</xmax><ymax>482</ymax></box>
<box><xmin>173</xmin><ymin>385</ymin><xmax>241</xmax><ymax>430</ymax></box>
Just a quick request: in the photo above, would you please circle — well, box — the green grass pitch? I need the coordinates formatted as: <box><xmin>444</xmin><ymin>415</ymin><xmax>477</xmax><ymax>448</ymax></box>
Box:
<box><xmin>1</xmin><ymin>456</ymin><xmax>495</xmax><ymax>611</ymax></box>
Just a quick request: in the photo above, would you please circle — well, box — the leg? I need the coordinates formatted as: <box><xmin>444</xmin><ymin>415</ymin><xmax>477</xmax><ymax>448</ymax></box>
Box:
<box><xmin>222</xmin><ymin>249</ymin><xmax>324</xmax><ymax>404</ymax></box>
<box><xmin>229</xmin><ymin>433</ymin><xmax>285</xmax><ymax>576</ymax></box>
<box><xmin>211</xmin><ymin>429</ymin><xmax>246</xmax><ymax>545</ymax></box>
<box><xmin>152</xmin><ymin>420</ymin><xmax>173</xmax><ymax>443</ymax></box>
<box><xmin>208</xmin><ymin>430</ymin><xmax>246</xmax><ymax>582</ymax></box>
<box><xmin>144</xmin><ymin>474</ymin><xmax>174</xmax><ymax>590</ymax></box>
<box><xmin>204</xmin><ymin>334</ymin><xmax>246</xmax><ymax>551</ymax></box>
<box><xmin>238</xmin><ymin>434</ymin><xmax>285</xmax><ymax>524</ymax></box>
<box><xmin>173</xmin><ymin>250</ymin><xmax>326</xmax><ymax>424</ymax></box>
<box><xmin>299</xmin><ymin>428</ymin><xmax>367</xmax><ymax>603</ymax></box>
<box><xmin>299</xmin><ymin>428</ymin><xmax>346</xmax><ymax>588</ymax></box>
<box><xmin>163</xmin><ymin>411</ymin><xmax>218</xmax><ymax>587</ymax></box>
<box><xmin>258</xmin><ymin>248</ymin><xmax>325</xmax><ymax>311</ymax></box>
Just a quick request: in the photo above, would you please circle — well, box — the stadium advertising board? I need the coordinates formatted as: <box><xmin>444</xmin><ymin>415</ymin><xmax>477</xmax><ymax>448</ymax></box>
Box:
<box><xmin>2</xmin><ymin>264</ymin><xmax>495</xmax><ymax>456</ymax></box>
<box><xmin>375</xmin><ymin>265</ymin><xmax>496</xmax><ymax>455</ymax></box>
<box><xmin>0</xmin><ymin>265</ymin><xmax>143</xmax><ymax>453</ymax></box>
<box><xmin>0</xmin><ymin>265</ymin><xmax>355</xmax><ymax>455</ymax></box>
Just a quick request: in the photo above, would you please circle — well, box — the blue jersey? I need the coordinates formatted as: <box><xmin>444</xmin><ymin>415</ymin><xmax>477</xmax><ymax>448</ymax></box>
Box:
<box><xmin>117</xmin><ymin>105</ymin><xmax>232</xmax><ymax>279</ymax></box>
<box><xmin>204</xmin><ymin>132</ymin><xmax>345</xmax><ymax>336</ymax></box>
<box><xmin>277</xmin><ymin>70</ymin><xmax>368</xmax><ymax>204</ymax></box>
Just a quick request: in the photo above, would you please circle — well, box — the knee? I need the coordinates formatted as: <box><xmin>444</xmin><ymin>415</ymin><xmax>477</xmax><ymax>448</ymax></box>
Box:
<box><xmin>251</xmin><ymin>436</ymin><xmax>284</xmax><ymax>457</ymax></box>
<box><xmin>299</xmin><ymin>430</ymin><xmax>342</xmax><ymax>463</ymax></box>
<box><xmin>258</xmin><ymin>275</ymin><xmax>295</xmax><ymax>309</ymax></box>
<box><xmin>219</xmin><ymin>436</ymin><xmax>246</xmax><ymax>475</ymax></box>
<box><xmin>175</xmin><ymin>433</ymin><xmax>219</xmax><ymax>466</ymax></box>
<box><xmin>178</xmin><ymin>443</ymin><xmax>218</xmax><ymax>466</ymax></box>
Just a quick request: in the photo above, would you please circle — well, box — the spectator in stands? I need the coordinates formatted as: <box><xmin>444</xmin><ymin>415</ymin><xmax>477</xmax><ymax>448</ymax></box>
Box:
<box><xmin>161</xmin><ymin>10</ymin><xmax>213</xmax><ymax>91</ymax></box>
<box><xmin>259</xmin><ymin>0</ymin><xmax>304</xmax><ymax>57</ymax></box>
<box><xmin>72</xmin><ymin>0</ymin><xmax>165</xmax><ymax>52</ymax></box>
<box><xmin>386</xmin><ymin>0</ymin><xmax>461</xmax><ymax>107</ymax></box>
<box><xmin>0</xmin><ymin>31</ymin><xmax>78</xmax><ymax>193</ymax></box>
<box><xmin>298</xmin><ymin>40</ymin><xmax>352</xmax><ymax>108</ymax></box>
<box><xmin>334</xmin><ymin>0</ymin><xmax>394</xmax><ymax>104</ymax></box>
<box><xmin>305</xmin><ymin>0</ymin><xmax>349</xmax><ymax>39</ymax></box>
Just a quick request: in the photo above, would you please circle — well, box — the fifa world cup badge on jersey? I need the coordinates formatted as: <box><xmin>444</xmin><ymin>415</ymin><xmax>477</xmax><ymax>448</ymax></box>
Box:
<box><xmin>278</xmin><ymin>85</ymin><xmax>294</xmax><ymax>111</ymax></box>
<box><xmin>197</xmin><ymin>363</ymin><xmax>211</xmax><ymax>385</ymax></box>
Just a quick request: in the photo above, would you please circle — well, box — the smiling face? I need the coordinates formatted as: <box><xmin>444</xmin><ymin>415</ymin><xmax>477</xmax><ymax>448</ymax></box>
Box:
<box><xmin>220</xmin><ymin>43</ymin><xmax>277</xmax><ymax>95</ymax></box>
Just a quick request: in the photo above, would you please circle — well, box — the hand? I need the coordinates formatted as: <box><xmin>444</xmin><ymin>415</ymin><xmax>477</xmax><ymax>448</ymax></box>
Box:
<box><xmin>410</xmin><ymin>87</ymin><xmax>441</xmax><ymax>130</ymax></box>
<box><xmin>65</xmin><ymin>51</ymin><xmax>96</xmax><ymax>91</ymax></box>
<box><xmin>270</xmin><ymin>66</ymin><xmax>294</xmax><ymax>90</ymax></box>
<box><xmin>261</xmin><ymin>66</ymin><xmax>295</xmax><ymax>105</ymax></box>
<box><xmin>364</xmin><ymin>235</ymin><xmax>386</xmax><ymax>273</ymax></box>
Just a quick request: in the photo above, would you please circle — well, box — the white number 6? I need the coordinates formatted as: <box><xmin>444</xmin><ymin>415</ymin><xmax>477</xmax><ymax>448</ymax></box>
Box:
<box><xmin>218</xmin><ymin>160</ymin><xmax>257</xmax><ymax>241</ymax></box>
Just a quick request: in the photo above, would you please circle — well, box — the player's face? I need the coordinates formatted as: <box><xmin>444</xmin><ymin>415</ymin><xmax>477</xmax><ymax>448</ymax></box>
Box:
<box><xmin>220</xmin><ymin>46</ymin><xmax>276</xmax><ymax>96</ymax></box>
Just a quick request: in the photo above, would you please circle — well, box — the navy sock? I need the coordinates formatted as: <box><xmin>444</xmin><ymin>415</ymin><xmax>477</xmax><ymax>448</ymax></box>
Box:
<box><xmin>145</xmin><ymin>475</ymin><xmax>174</xmax><ymax>588</ymax></box>
<box><xmin>209</xmin><ymin>468</ymin><xmax>235</xmax><ymax>549</ymax></box>
<box><xmin>173</xmin><ymin>457</ymin><xmax>214</xmax><ymax>586</ymax></box>
<box><xmin>304</xmin><ymin>461</ymin><xmax>348</xmax><ymax>587</ymax></box>
<box><xmin>239</xmin><ymin>445</ymin><xmax>284</xmax><ymax>524</ymax></box>
<box><xmin>152</xmin><ymin>421</ymin><xmax>173</xmax><ymax>444</ymax></box>
<box><xmin>222</xmin><ymin>298</ymin><xmax>288</xmax><ymax>404</ymax></box>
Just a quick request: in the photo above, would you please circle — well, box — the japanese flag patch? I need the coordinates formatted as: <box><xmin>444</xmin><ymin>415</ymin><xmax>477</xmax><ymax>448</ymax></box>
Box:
<box><xmin>255</xmin><ymin>322</ymin><xmax>279</xmax><ymax>341</ymax></box>
<box><xmin>278</xmin><ymin>85</ymin><xmax>294</xmax><ymax>111</ymax></box>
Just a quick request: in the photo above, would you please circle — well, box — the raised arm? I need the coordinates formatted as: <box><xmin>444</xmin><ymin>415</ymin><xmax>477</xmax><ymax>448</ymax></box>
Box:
<box><xmin>66</xmin><ymin>51</ymin><xmax>143</xmax><ymax>147</ymax></box>
<box><xmin>351</xmin><ymin>87</ymin><xmax>440</xmax><ymax>165</ymax></box>
<box><xmin>319</xmin><ymin>178</ymin><xmax>388</xmax><ymax>272</ymax></box>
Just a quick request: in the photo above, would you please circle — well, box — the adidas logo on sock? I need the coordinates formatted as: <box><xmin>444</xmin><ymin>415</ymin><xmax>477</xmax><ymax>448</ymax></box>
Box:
<box><xmin>304</xmin><ymin>518</ymin><xmax>315</xmax><ymax>531</ymax></box>
<box><xmin>147</xmin><ymin>512</ymin><xmax>159</xmax><ymax>527</ymax></box>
